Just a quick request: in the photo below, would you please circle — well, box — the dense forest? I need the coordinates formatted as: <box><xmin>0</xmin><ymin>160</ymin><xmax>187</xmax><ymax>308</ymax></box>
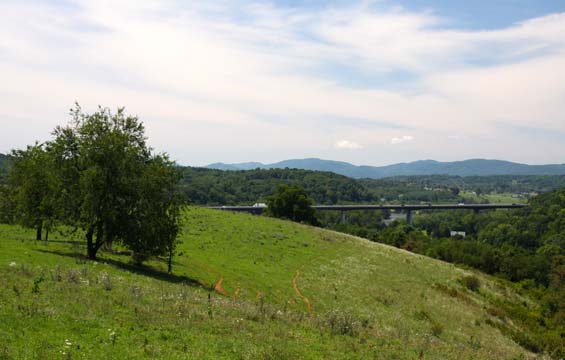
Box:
<box><xmin>0</xmin><ymin>153</ymin><xmax>9</xmax><ymax>180</ymax></box>
<box><xmin>179</xmin><ymin>167</ymin><xmax>467</xmax><ymax>205</ymax></box>
<box><xmin>178</xmin><ymin>166</ymin><xmax>565</xmax><ymax>206</ymax></box>
<box><xmin>179</xmin><ymin>167</ymin><xmax>374</xmax><ymax>205</ymax></box>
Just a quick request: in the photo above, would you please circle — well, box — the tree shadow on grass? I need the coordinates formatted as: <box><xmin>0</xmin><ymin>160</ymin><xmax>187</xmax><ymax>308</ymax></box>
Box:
<box><xmin>35</xmin><ymin>248</ymin><xmax>207</xmax><ymax>289</ymax></box>
<box><xmin>42</xmin><ymin>239</ymin><xmax>84</xmax><ymax>246</ymax></box>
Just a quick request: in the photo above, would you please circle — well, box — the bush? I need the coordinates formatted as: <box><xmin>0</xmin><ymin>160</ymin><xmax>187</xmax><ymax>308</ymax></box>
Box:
<box><xmin>324</xmin><ymin>310</ymin><xmax>359</xmax><ymax>336</ymax></box>
<box><xmin>431</xmin><ymin>322</ymin><xmax>444</xmax><ymax>337</ymax></box>
<box><xmin>461</xmin><ymin>275</ymin><xmax>481</xmax><ymax>292</ymax></box>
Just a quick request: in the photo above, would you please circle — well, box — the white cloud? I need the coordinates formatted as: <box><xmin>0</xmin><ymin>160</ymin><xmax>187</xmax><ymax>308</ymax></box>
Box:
<box><xmin>391</xmin><ymin>136</ymin><xmax>414</xmax><ymax>145</ymax></box>
<box><xmin>0</xmin><ymin>1</ymin><xmax>564</xmax><ymax>165</ymax></box>
<box><xmin>335</xmin><ymin>140</ymin><xmax>363</xmax><ymax>150</ymax></box>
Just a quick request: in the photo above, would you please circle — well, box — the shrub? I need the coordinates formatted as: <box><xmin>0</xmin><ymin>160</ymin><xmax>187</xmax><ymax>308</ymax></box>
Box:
<box><xmin>67</xmin><ymin>268</ymin><xmax>81</xmax><ymax>284</ymax></box>
<box><xmin>324</xmin><ymin>310</ymin><xmax>359</xmax><ymax>336</ymax></box>
<box><xmin>431</xmin><ymin>322</ymin><xmax>444</xmax><ymax>337</ymax></box>
<box><xmin>414</xmin><ymin>310</ymin><xmax>431</xmax><ymax>321</ymax></box>
<box><xmin>461</xmin><ymin>275</ymin><xmax>481</xmax><ymax>292</ymax></box>
<box><xmin>99</xmin><ymin>272</ymin><xmax>113</xmax><ymax>291</ymax></box>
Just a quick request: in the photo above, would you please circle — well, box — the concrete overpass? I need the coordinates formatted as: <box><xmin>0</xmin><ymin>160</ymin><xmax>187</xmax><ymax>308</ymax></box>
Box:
<box><xmin>207</xmin><ymin>203</ymin><xmax>527</xmax><ymax>225</ymax></box>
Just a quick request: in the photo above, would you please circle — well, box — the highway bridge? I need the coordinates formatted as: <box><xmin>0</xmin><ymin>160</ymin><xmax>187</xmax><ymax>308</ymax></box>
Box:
<box><xmin>207</xmin><ymin>203</ymin><xmax>528</xmax><ymax>225</ymax></box>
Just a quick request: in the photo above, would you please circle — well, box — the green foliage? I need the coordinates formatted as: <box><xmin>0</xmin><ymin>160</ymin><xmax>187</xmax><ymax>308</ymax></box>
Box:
<box><xmin>49</xmin><ymin>104</ymin><xmax>183</xmax><ymax>261</ymax></box>
<box><xmin>179</xmin><ymin>166</ymin><xmax>374</xmax><ymax>205</ymax></box>
<box><xmin>461</xmin><ymin>275</ymin><xmax>481</xmax><ymax>292</ymax></box>
<box><xmin>266</xmin><ymin>185</ymin><xmax>318</xmax><ymax>225</ymax></box>
<box><xmin>5</xmin><ymin>104</ymin><xmax>182</xmax><ymax>264</ymax></box>
<box><xmin>6</xmin><ymin>144</ymin><xmax>59</xmax><ymax>241</ymax></box>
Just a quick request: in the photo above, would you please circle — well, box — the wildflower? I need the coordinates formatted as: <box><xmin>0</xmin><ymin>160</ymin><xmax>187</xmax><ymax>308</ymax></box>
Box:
<box><xmin>64</xmin><ymin>339</ymin><xmax>72</xmax><ymax>347</ymax></box>
<box><xmin>9</xmin><ymin>262</ymin><xmax>16</xmax><ymax>267</ymax></box>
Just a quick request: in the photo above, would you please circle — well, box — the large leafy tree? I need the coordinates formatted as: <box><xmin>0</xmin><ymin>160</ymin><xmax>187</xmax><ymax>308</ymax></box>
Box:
<box><xmin>266</xmin><ymin>185</ymin><xmax>318</xmax><ymax>225</ymax></box>
<box><xmin>48</xmin><ymin>104</ymin><xmax>182</xmax><ymax>261</ymax></box>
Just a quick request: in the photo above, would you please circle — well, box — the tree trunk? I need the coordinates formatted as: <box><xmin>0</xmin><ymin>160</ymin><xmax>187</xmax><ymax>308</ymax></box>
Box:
<box><xmin>45</xmin><ymin>227</ymin><xmax>49</xmax><ymax>244</ymax></box>
<box><xmin>168</xmin><ymin>247</ymin><xmax>173</xmax><ymax>274</ymax></box>
<box><xmin>86</xmin><ymin>228</ymin><xmax>96</xmax><ymax>259</ymax></box>
<box><xmin>36</xmin><ymin>221</ymin><xmax>42</xmax><ymax>241</ymax></box>
<box><xmin>103</xmin><ymin>237</ymin><xmax>113</xmax><ymax>252</ymax></box>
<box><xmin>88</xmin><ymin>223</ymin><xmax>105</xmax><ymax>260</ymax></box>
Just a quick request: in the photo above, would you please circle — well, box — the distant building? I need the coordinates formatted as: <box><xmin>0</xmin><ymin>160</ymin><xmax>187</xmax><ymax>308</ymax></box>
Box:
<box><xmin>450</xmin><ymin>231</ymin><xmax>466</xmax><ymax>238</ymax></box>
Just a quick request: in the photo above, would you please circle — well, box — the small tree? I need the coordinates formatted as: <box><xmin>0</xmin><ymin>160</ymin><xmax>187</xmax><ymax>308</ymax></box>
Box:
<box><xmin>266</xmin><ymin>185</ymin><xmax>318</xmax><ymax>225</ymax></box>
<box><xmin>8</xmin><ymin>144</ymin><xmax>58</xmax><ymax>242</ymax></box>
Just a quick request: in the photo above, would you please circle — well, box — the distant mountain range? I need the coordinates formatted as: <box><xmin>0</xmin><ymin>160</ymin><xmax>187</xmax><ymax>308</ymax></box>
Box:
<box><xmin>206</xmin><ymin>158</ymin><xmax>565</xmax><ymax>179</ymax></box>
<box><xmin>2</xmin><ymin>152</ymin><xmax>565</xmax><ymax>179</ymax></box>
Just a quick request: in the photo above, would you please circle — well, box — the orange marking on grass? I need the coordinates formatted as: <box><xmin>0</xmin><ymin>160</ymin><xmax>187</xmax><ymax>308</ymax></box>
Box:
<box><xmin>292</xmin><ymin>267</ymin><xmax>313</xmax><ymax>315</ymax></box>
<box><xmin>214</xmin><ymin>277</ymin><xmax>227</xmax><ymax>295</ymax></box>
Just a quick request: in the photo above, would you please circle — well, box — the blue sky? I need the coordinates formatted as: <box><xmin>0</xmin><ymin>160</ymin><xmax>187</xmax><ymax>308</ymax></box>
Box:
<box><xmin>272</xmin><ymin>0</ymin><xmax>565</xmax><ymax>30</ymax></box>
<box><xmin>1</xmin><ymin>0</ymin><xmax>565</xmax><ymax>166</ymax></box>
<box><xmin>386</xmin><ymin>0</ymin><xmax>565</xmax><ymax>28</ymax></box>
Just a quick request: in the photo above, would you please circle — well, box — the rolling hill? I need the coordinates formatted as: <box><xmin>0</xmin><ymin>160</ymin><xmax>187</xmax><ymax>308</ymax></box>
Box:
<box><xmin>0</xmin><ymin>208</ymin><xmax>543</xmax><ymax>359</ymax></box>
<box><xmin>207</xmin><ymin>158</ymin><xmax>565</xmax><ymax>178</ymax></box>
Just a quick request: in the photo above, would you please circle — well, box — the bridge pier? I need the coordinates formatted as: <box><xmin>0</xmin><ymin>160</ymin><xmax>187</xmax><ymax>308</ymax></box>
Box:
<box><xmin>340</xmin><ymin>210</ymin><xmax>346</xmax><ymax>224</ymax></box>
<box><xmin>406</xmin><ymin>210</ymin><xmax>413</xmax><ymax>226</ymax></box>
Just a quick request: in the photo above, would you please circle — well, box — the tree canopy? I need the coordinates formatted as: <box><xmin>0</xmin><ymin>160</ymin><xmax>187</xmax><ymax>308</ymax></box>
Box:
<box><xmin>6</xmin><ymin>104</ymin><xmax>183</xmax><ymax>263</ymax></box>
<box><xmin>266</xmin><ymin>185</ymin><xmax>318</xmax><ymax>225</ymax></box>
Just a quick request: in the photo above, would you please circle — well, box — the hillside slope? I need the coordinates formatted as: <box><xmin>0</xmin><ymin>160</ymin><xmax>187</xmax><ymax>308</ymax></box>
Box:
<box><xmin>0</xmin><ymin>209</ymin><xmax>542</xmax><ymax>359</ymax></box>
<box><xmin>207</xmin><ymin>158</ymin><xmax>565</xmax><ymax>178</ymax></box>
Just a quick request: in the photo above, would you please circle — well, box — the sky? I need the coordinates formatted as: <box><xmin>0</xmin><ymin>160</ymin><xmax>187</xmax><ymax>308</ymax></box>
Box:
<box><xmin>1</xmin><ymin>0</ymin><xmax>565</xmax><ymax>166</ymax></box>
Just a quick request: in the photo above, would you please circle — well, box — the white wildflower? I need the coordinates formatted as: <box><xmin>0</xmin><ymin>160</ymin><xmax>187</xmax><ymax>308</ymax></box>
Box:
<box><xmin>9</xmin><ymin>262</ymin><xmax>16</xmax><ymax>267</ymax></box>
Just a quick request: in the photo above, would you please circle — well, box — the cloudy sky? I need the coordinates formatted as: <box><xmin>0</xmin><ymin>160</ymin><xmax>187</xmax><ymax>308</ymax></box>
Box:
<box><xmin>1</xmin><ymin>0</ymin><xmax>565</xmax><ymax>166</ymax></box>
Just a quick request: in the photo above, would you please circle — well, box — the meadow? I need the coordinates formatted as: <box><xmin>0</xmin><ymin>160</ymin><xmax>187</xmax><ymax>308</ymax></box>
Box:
<box><xmin>0</xmin><ymin>208</ymin><xmax>544</xmax><ymax>359</ymax></box>
<box><xmin>460</xmin><ymin>191</ymin><xmax>528</xmax><ymax>204</ymax></box>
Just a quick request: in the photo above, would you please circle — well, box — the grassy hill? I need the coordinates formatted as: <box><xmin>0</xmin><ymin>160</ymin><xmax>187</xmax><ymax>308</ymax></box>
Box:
<box><xmin>0</xmin><ymin>208</ymin><xmax>543</xmax><ymax>359</ymax></box>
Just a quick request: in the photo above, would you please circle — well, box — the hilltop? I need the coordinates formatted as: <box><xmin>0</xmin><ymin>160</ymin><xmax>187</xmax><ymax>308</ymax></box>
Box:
<box><xmin>0</xmin><ymin>208</ymin><xmax>543</xmax><ymax>359</ymax></box>
<box><xmin>207</xmin><ymin>158</ymin><xmax>565</xmax><ymax>178</ymax></box>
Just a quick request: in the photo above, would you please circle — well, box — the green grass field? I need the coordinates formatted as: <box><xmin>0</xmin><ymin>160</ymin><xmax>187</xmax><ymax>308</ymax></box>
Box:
<box><xmin>460</xmin><ymin>191</ymin><xmax>528</xmax><ymax>204</ymax></box>
<box><xmin>0</xmin><ymin>208</ymin><xmax>541</xmax><ymax>359</ymax></box>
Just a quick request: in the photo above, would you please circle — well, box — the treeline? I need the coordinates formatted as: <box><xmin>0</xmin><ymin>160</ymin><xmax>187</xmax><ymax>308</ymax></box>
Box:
<box><xmin>383</xmin><ymin>174</ymin><xmax>565</xmax><ymax>194</ymax></box>
<box><xmin>178</xmin><ymin>167</ymin><xmax>463</xmax><ymax>205</ymax></box>
<box><xmin>177</xmin><ymin>168</ymin><xmax>565</xmax><ymax>206</ymax></box>
<box><xmin>179</xmin><ymin>167</ymin><xmax>374</xmax><ymax>205</ymax></box>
